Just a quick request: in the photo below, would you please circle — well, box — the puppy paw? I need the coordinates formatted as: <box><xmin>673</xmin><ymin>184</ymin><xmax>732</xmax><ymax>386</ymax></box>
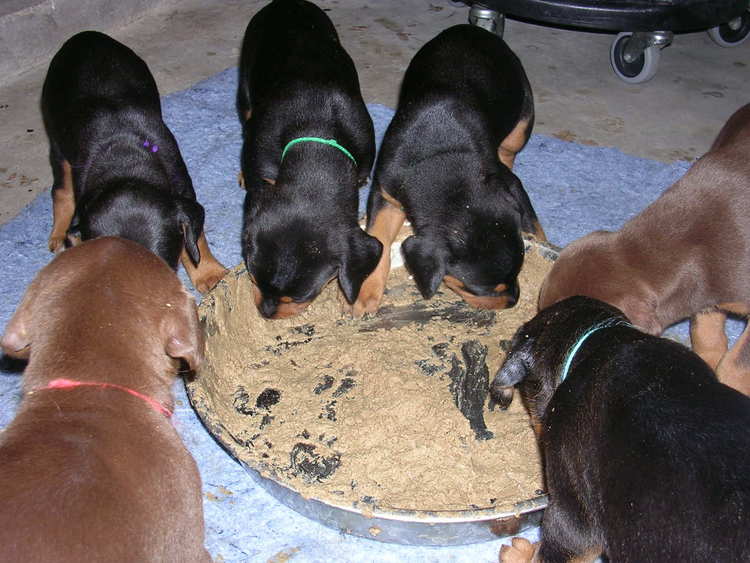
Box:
<box><xmin>237</xmin><ymin>171</ymin><xmax>245</xmax><ymax>189</ymax></box>
<box><xmin>48</xmin><ymin>235</ymin><xmax>66</xmax><ymax>254</ymax></box>
<box><xmin>500</xmin><ymin>537</ymin><xmax>539</xmax><ymax>563</ymax></box>
<box><xmin>351</xmin><ymin>286</ymin><xmax>385</xmax><ymax>318</ymax></box>
<box><xmin>193</xmin><ymin>265</ymin><xmax>228</xmax><ymax>294</ymax></box>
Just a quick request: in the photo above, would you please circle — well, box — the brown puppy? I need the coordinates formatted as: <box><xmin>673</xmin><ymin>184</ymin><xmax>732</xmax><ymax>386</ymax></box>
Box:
<box><xmin>539</xmin><ymin>103</ymin><xmax>750</xmax><ymax>396</ymax></box>
<box><xmin>0</xmin><ymin>237</ymin><xmax>210</xmax><ymax>563</ymax></box>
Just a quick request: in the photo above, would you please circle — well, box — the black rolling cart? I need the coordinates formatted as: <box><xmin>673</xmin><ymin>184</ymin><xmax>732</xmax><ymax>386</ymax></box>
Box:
<box><xmin>464</xmin><ymin>1</ymin><xmax>750</xmax><ymax>83</ymax></box>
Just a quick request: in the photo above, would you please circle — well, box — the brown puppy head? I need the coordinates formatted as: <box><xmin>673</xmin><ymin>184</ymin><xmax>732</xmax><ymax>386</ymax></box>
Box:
<box><xmin>538</xmin><ymin>230</ymin><xmax>660</xmax><ymax>333</ymax></box>
<box><xmin>1</xmin><ymin>237</ymin><xmax>203</xmax><ymax>374</ymax></box>
<box><xmin>490</xmin><ymin>296</ymin><xmax>628</xmax><ymax>431</ymax></box>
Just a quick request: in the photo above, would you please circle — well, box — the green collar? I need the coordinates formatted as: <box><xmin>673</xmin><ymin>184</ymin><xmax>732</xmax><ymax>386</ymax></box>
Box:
<box><xmin>559</xmin><ymin>318</ymin><xmax>632</xmax><ymax>382</ymax></box>
<box><xmin>281</xmin><ymin>137</ymin><xmax>357</xmax><ymax>165</ymax></box>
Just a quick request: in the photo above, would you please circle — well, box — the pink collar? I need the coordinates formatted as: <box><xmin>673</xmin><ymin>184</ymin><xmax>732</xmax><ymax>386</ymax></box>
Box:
<box><xmin>35</xmin><ymin>378</ymin><xmax>172</xmax><ymax>418</ymax></box>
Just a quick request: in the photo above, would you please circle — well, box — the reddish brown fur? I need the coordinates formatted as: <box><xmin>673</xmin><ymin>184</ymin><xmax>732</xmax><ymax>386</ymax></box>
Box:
<box><xmin>0</xmin><ymin>237</ymin><xmax>210</xmax><ymax>562</ymax></box>
<box><xmin>539</xmin><ymin>103</ymin><xmax>750</xmax><ymax>396</ymax></box>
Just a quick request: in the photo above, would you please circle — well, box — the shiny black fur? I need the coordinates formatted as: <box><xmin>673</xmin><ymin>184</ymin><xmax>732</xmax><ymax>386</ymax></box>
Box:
<box><xmin>369</xmin><ymin>24</ymin><xmax>540</xmax><ymax>302</ymax></box>
<box><xmin>493</xmin><ymin>296</ymin><xmax>750</xmax><ymax>562</ymax></box>
<box><xmin>238</xmin><ymin>0</ymin><xmax>381</xmax><ymax>318</ymax></box>
<box><xmin>41</xmin><ymin>31</ymin><xmax>204</xmax><ymax>268</ymax></box>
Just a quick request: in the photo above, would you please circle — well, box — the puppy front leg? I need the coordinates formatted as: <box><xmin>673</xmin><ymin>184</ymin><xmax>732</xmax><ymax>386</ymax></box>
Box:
<box><xmin>180</xmin><ymin>232</ymin><xmax>228</xmax><ymax>293</ymax></box>
<box><xmin>690</xmin><ymin>309</ymin><xmax>728</xmax><ymax>371</ymax></box>
<box><xmin>48</xmin><ymin>160</ymin><xmax>75</xmax><ymax>253</ymax></box>
<box><xmin>351</xmin><ymin>189</ymin><xmax>405</xmax><ymax>317</ymax></box>
<box><xmin>535</xmin><ymin>502</ymin><xmax>602</xmax><ymax>563</ymax></box>
<box><xmin>716</xmin><ymin>314</ymin><xmax>750</xmax><ymax>396</ymax></box>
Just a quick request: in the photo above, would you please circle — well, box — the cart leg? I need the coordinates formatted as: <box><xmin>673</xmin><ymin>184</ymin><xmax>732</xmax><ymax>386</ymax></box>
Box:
<box><xmin>468</xmin><ymin>5</ymin><xmax>504</xmax><ymax>37</ymax></box>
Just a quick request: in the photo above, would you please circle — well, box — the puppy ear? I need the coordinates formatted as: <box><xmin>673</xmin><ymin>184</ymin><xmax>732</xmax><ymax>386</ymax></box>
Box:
<box><xmin>163</xmin><ymin>291</ymin><xmax>204</xmax><ymax>372</ymax></box>
<box><xmin>490</xmin><ymin>338</ymin><xmax>533</xmax><ymax>408</ymax></box>
<box><xmin>1</xmin><ymin>277</ymin><xmax>42</xmax><ymax>359</ymax></box>
<box><xmin>339</xmin><ymin>228</ymin><xmax>383</xmax><ymax>303</ymax></box>
<box><xmin>401</xmin><ymin>235</ymin><xmax>446</xmax><ymax>299</ymax></box>
<box><xmin>497</xmin><ymin>171</ymin><xmax>544</xmax><ymax>239</ymax></box>
<box><xmin>493</xmin><ymin>347</ymin><xmax>531</xmax><ymax>389</ymax></box>
<box><xmin>175</xmin><ymin>198</ymin><xmax>205</xmax><ymax>267</ymax></box>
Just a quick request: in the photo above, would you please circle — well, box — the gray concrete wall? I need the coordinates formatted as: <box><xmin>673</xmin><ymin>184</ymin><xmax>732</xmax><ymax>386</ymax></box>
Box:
<box><xmin>0</xmin><ymin>0</ymin><xmax>166</xmax><ymax>80</ymax></box>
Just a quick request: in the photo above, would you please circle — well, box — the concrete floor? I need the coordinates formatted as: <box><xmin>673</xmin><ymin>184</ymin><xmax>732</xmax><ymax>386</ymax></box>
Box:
<box><xmin>1</xmin><ymin>0</ymin><xmax>749</xmax><ymax>228</ymax></box>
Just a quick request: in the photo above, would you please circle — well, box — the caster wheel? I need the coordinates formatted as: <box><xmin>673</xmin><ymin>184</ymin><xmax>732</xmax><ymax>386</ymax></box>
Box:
<box><xmin>610</xmin><ymin>32</ymin><xmax>660</xmax><ymax>84</ymax></box>
<box><xmin>468</xmin><ymin>6</ymin><xmax>504</xmax><ymax>37</ymax></box>
<box><xmin>708</xmin><ymin>11</ymin><xmax>750</xmax><ymax>47</ymax></box>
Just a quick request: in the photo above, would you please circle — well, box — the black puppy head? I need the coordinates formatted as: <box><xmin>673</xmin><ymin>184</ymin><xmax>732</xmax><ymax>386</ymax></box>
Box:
<box><xmin>491</xmin><ymin>296</ymin><xmax>627</xmax><ymax>429</ymax></box>
<box><xmin>243</xmin><ymin>212</ymin><xmax>381</xmax><ymax>319</ymax></box>
<box><xmin>401</xmin><ymin>210</ymin><xmax>523</xmax><ymax>309</ymax></box>
<box><xmin>77</xmin><ymin>183</ymin><xmax>205</xmax><ymax>270</ymax></box>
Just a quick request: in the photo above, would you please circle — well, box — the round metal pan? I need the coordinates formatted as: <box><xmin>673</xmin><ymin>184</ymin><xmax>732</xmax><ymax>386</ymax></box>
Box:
<box><xmin>186</xmin><ymin>237</ymin><xmax>558</xmax><ymax>546</ymax></box>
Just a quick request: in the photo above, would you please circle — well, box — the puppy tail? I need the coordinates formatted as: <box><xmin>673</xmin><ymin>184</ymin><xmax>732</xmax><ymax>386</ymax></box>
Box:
<box><xmin>339</xmin><ymin>229</ymin><xmax>383</xmax><ymax>303</ymax></box>
<box><xmin>401</xmin><ymin>235</ymin><xmax>446</xmax><ymax>299</ymax></box>
<box><xmin>176</xmin><ymin>198</ymin><xmax>206</xmax><ymax>266</ymax></box>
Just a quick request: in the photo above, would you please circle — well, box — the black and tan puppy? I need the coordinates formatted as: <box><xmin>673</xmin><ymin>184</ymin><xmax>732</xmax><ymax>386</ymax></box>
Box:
<box><xmin>493</xmin><ymin>296</ymin><xmax>750</xmax><ymax>563</ymax></box>
<box><xmin>353</xmin><ymin>24</ymin><xmax>545</xmax><ymax>316</ymax></box>
<box><xmin>42</xmin><ymin>31</ymin><xmax>226</xmax><ymax>293</ymax></box>
<box><xmin>238</xmin><ymin>0</ymin><xmax>382</xmax><ymax>319</ymax></box>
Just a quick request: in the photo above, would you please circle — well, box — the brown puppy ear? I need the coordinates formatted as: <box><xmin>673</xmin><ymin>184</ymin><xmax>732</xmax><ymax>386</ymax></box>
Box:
<box><xmin>162</xmin><ymin>291</ymin><xmax>204</xmax><ymax>372</ymax></box>
<box><xmin>339</xmin><ymin>229</ymin><xmax>382</xmax><ymax>304</ymax></box>
<box><xmin>1</xmin><ymin>277</ymin><xmax>42</xmax><ymax>359</ymax></box>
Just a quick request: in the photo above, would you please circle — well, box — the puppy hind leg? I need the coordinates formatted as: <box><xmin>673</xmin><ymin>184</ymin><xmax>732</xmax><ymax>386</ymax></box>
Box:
<box><xmin>181</xmin><ymin>232</ymin><xmax>228</xmax><ymax>294</ymax></box>
<box><xmin>48</xmin><ymin>159</ymin><xmax>75</xmax><ymax>253</ymax></box>
<box><xmin>690</xmin><ymin>309</ymin><xmax>728</xmax><ymax>371</ymax></box>
<box><xmin>498</xmin><ymin>118</ymin><xmax>533</xmax><ymax>171</ymax></box>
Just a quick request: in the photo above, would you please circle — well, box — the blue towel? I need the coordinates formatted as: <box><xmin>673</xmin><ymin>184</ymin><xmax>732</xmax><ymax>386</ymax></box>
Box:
<box><xmin>0</xmin><ymin>67</ymin><xmax>738</xmax><ymax>562</ymax></box>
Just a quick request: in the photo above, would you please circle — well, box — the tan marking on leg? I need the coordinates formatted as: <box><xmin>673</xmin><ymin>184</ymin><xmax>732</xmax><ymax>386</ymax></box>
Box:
<box><xmin>498</xmin><ymin>118</ymin><xmax>532</xmax><ymax>170</ymax></box>
<box><xmin>716</xmin><ymin>317</ymin><xmax>750</xmax><ymax>397</ymax></box>
<box><xmin>237</xmin><ymin>171</ymin><xmax>245</xmax><ymax>189</ymax></box>
<box><xmin>525</xmin><ymin>219</ymin><xmax>548</xmax><ymax>243</ymax></box>
<box><xmin>690</xmin><ymin>309</ymin><xmax>728</xmax><ymax>370</ymax></box>
<box><xmin>180</xmin><ymin>232</ymin><xmax>228</xmax><ymax>293</ymax></box>
<box><xmin>48</xmin><ymin>160</ymin><xmax>75</xmax><ymax>253</ymax></box>
<box><xmin>380</xmin><ymin>189</ymin><xmax>404</xmax><ymax>211</ymax></box>
<box><xmin>352</xmin><ymin>198</ymin><xmax>406</xmax><ymax>317</ymax></box>
<box><xmin>243</xmin><ymin>109</ymin><xmax>252</xmax><ymax>122</ymax></box>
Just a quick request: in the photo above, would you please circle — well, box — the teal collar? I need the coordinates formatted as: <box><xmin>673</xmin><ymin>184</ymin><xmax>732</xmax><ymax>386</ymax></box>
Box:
<box><xmin>281</xmin><ymin>137</ymin><xmax>357</xmax><ymax>165</ymax></box>
<box><xmin>559</xmin><ymin>318</ymin><xmax>632</xmax><ymax>382</ymax></box>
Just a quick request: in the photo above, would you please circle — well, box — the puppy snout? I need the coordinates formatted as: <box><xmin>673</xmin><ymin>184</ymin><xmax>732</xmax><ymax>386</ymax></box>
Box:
<box><xmin>258</xmin><ymin>298</ymin><xmax>278</xmax><ymax>319</ymax></box>
<box><xmin>504</xmin><ymin>281</ymin><xmax>520</xmax><ymax>308</ymax></box>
